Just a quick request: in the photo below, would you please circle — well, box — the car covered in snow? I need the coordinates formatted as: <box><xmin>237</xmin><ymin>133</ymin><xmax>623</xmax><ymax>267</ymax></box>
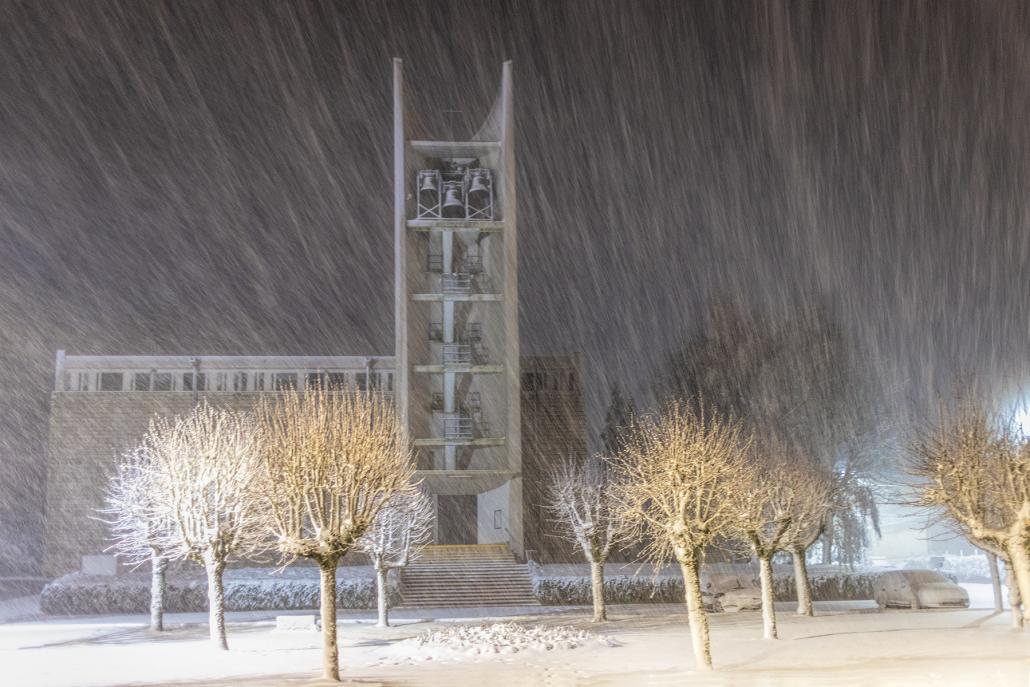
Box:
<box><xmin>873</xmin><ymin>570</ymin><xmax>969</xmax><ymax>609</ymax></box>
<box><xmin>704</xmin><ymin>572</ymin><xmax>762</xmax><ymax>612</ymax></box>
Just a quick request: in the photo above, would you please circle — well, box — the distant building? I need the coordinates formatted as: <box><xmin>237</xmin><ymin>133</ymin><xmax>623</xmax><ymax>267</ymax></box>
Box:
<box><xmin>41</xmin><ymin>61</ymin><xmax>588</xmax><ymax>577</ymax></box>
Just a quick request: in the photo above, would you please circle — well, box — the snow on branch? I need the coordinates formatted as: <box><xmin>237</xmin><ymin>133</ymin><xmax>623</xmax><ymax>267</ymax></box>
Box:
<box><xmin>359</xmin><ymin>488</ymin><xmax>433</xmax><ymax>571</ymax></box>
<box><xmin>256</xmin><ymin>387</ymin><xmax>417</xmax><ymax>565</ymax></box>
<box><xmin>546</xmin><ymin>456</ymin><xmax>620</xmax><ymax>564</ymax></box>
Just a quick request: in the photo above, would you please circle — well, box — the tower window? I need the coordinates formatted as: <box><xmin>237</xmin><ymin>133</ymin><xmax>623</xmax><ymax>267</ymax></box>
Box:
<box><xmin>326</xmin><ymin>372</ymin><xmax>348</xmax><ymax>389</ymax></box>
<box><xmin>99</xmin><ymin>372</ymin><xmax>123</xmax><ymax>391</ymax></box>
<box><xmin>273</xmin><ymin>373</ymin><xmax>297</xmax><ymax>391</ymax></box>
<box><xmin>182</xmin><ymin>373</ymin><xmax>207</xmax><ymax>391</ymax></box>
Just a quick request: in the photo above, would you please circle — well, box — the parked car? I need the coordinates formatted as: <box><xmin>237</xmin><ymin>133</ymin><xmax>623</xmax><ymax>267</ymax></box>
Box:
<box><xmin>705</xmin><ymin>572</ymin><xmax>762</xmax><ymax>612</ymax></box>
<box><xmin>873</xmin><ymin>570</ymin><xmax>969</xmax><ymax>609</ymax></box>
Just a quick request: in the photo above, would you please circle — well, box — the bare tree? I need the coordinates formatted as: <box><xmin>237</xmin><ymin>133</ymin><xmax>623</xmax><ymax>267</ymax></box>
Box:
<box><xmin>657</xmin><ymin>300</ymin><xmax>888</xmax><ymax>566</ymax></box>
<box><xmin>987</xmin><ymin>551</ymin><xmax>1004</xmax><ymax>613</ymax></box>
<box><xmin>256</xmin><ymin>387</ymin><xmax>416</xmax><ymax>681</ymax></box>
<box><xmin>910</xmin><ymin>405</ymin><xmax>1030</xmax><ymax>627</ymax></box>
<box><xmin>945</xmin><ymin>526</ymin><xmax>1021</xmax><ymax>628</ymax></box>
<box><xmin>610</xmin><ymin>403</ymin><xmax>752</xmax><ymax>671</ymax></box>
<box><xmin>143</xmin><ymin>403</ymin><xmax>266</xmax><ymax>650</ymax></box>
<box><xmin>732</xmin><ymin>445</ymin><xmax>832</xmax><ymax>639</ymax></box>
<box><xmin>100</xmin><ymin>447</ymin><xmax>170</xmax><ymax>631</ymax></box>
<box><xmin>546</xmin><ymin>456</ymin><xmax>620</xmax><ymax>622</ymax></box>
<box><xmin>358</xmin><ymin>489</ymin><xmax>432</xmax><ymax>628</ymax></box>
<box><xmin>778</xmin><ymin>461</ymin><xmax>834</xmax><ymax>617</ymax></box>
<box><xmin>1006</xmin><ymin>564</ymin><xmax>1023</xmax><ymax>629</ymax></box>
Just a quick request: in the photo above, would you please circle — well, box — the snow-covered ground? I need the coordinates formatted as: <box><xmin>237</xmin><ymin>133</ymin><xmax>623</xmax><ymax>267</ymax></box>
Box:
<box><xmin>2</xmin><ymin>600</ymin><xmax>1027</xmax><ymax>686</ymax></box>
<box><xmin>962</xmin><ymin>582</ymin><xmax>1010</xmax><ymax>609</ymax></box>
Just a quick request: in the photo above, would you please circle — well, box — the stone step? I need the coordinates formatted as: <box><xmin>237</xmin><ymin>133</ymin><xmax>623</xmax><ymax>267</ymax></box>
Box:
<box><xmin>403</xmin><ymin>590</ymin><xmax>535</xmax><ymax>597</ymax></box>
<box><xmin>402</xmin><ymin>583</ymin><xmax>535</xmax><ymax>591</ymax></box>
<box><xmin>416</xmin><ymin>556</ymin><xmax>519</xmax><ymax>560</ymax></box>
<box><xmin>401</xmin><ymin>545</ymin><xmax>536</xmax><ymax>608</ymax></box>
<box><xmin>403</xmin><ymin>578</ymin><xmax>533</xmax><ymax>587</ymax></box>
<box><xmin>403</xmin><ymin>567</ymin><xmax>530</xmax><ymax>575</ymax></box>
<box><xmin>402</xmin><ymin>590</ymin><xmax>536</xmax><ymax>598</ymax></box>
<box><xmin>406</xmin><ymin>598</ymin><xmax>535</xmax><ymax>603</ymax></box>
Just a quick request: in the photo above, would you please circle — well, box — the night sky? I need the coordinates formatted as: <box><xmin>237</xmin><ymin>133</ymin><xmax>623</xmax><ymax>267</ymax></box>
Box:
<box><xmin>2</xmin><ymin>1</ymin><xmax>1029</xmax><ymax>569</ymax></box>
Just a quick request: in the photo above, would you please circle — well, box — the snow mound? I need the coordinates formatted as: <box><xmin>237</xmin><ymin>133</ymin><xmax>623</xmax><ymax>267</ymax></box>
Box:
<box><xmin>383</xmin><ymin>623</ymin><xmax>617</xmax><ymax>663</ymax></box>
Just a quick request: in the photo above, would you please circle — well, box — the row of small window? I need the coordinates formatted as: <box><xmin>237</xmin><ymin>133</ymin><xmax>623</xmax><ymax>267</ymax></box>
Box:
<box><xmin>64</xmin><ymin>370</ymin><xmax>394</xmax><ymax>393</ymax></box>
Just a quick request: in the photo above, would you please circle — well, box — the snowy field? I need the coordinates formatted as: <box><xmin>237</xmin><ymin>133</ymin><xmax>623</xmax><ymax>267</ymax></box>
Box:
<box><xmin>2</xmin><ymin>598</ymin><xmax>1027</xmax><ymax>686</ymax></box>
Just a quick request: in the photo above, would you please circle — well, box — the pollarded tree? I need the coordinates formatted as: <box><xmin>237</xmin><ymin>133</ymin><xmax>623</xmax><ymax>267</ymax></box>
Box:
<box><xmin>910</xmin><ymin>405</ymin><xmax>1030</xmax><ymax>627</ymax></box>
<box><xmin>256</xmin><ymin>387</ymin><xmax>416</xmax><ymax>682</ymax></box>
<box><xmin>731</xmin><ymin>445</ymin><xmax>832</xmax><ymax>639</ymax></box>
<box><xmin>657</xmin><ymin>300</ymin><xmax>887</xmax><ymax>566</ymax></box>
<box><xmin>358</xmin><ymin>489</ymin><xmax>433</xmax><ymax>628</ymax></box>
<box><xmin>941</xmin><ymin>523</ymin><xmax>1022</xmax><ymax>628</ymax></box>
<box><xmin>780</xmin><ymin>463</ymin><xmax>834</xmax><ymax>617</ymax></box>
<box><xmin>100</xmin><ymin>447</ymin><xmax>171</xmax><ymax>631</ymax></box>
<box><xmin>546</xmin><ymin>456</ymin><xmax>620</xmax><ymax>622</ymax></box>
<box><xmin>610</xmin><ymin>403</ymin><xmax>752</xmax><ymax>671</ymax></box>
<box><xmin>145</xmin><ymin>403</ymin><xmax>266</xmax><ymax>650</ymax></box>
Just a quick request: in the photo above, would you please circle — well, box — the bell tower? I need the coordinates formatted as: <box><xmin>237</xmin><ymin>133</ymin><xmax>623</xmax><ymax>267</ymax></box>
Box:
<box><xmin>393</xmin><ymin>60</ymin><xmax>523</xmax><ymax>558</ymax></box>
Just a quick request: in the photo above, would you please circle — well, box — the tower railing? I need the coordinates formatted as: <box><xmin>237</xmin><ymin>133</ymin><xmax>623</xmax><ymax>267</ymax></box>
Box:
<box><xmin>427</xmin><ymin>252</ymin><xmax>443</xmax><ymax>273</ymax></box>
<box><xmin>430</xmin><ymin>391</ymin><xmax>481</xmax><ymax>413</ymax></box>
<box><xmin>442</xmin><ymin>413</ymin><xmax>474</xmax><ymax>440</ymax></box>
<box><xmin>441</xmin><ymin>273</ymin><xmax>472</xmax><ymax>294</ymax></box>
<box><xmin>442</xmin><ymin>343</ymin><xmax>473</xmax><ymax>365</ymax></box>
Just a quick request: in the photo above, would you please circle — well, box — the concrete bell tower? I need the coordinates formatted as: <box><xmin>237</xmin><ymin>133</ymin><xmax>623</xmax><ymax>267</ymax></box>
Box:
<box><xmin>393</xmin><ymin>60</ymin><xmax>523</xmax><ymax>558</ymax></box>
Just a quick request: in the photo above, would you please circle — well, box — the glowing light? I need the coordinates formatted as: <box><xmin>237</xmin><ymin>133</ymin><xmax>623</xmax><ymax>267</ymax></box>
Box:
<box><xmin>1017</xmin><ymin>406</ymin><xmax>1030</xmax><ymax>436</ymax></box>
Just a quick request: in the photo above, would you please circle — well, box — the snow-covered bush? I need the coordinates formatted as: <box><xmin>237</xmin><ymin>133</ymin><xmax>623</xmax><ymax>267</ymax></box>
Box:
<box><xmin>40</xmin><ymin>567</ymin><xmax>399</xmax><ymax>615</ymax></box>
<box><xmin>765</xmin><ymin>570</ymin><xmax>877</xmax><ymax>602</ymax></box>
<box><xmin>41</xmin><ymin>574</ymin><xmax>207</xmax><ymax>615</ymax></box>
<box><xmin>534</xmin><ymin>574</ymin><xmax>685</xmax><ymax>606</ymax></box>
<box><xmin>533</xmin><ymin>567</ymin><xmax>879</xmax><ymax>605</ymax></box>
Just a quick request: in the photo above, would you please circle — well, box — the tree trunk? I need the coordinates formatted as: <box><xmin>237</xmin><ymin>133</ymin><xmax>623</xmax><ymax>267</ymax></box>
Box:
<box><xmin>1006</xmin><ymin>542</ymin><xmax>1030</xmax><ymax>629</ymax></box>
<box><xmin>319</xmin><ymin>558</ymin><xmax>341</xmax><ymax>681</ymax></box>
<box><xmin>821</xmin><ymin>516</ymin><xmax>834</xmax><ymax>565</ymax></box>
<box><xmin>204</xmin><ymin>556</ymin><xmax>227</xmax><ymax>650</ymax></box>
<box><xmin>759</xmin><ymin>555</ymin><xmax>778</xmax><ymax>640</ymax></box>
<box><xmin>679</xmin><ymin>557</ymin><xmax>713</xmax><ymax>671</ymax></box>
<box><xmin>987</xmin><ymin>552</ymin><xmax>1003</xmax><ymax>612</ymax></box>
<box><xmin>150</xmin><ymin>550</ymin><xmax>166</xmax><ymax>632</ymax></box>
<box><xmin>792</xmin><ymin>546</ymin><xmax>813</xmax><ymax>616</ymax></box>
<box><xmin>1008</xmin><ymin>571</ymin><xmax>1023</xmax><ymax>630</ymax></box>
<box><xmin>375</xmin><ymin>566</ymin><xmax>389</xmax><ymax>628</ymax></box>
<box><xmin>590</xmin><ymin>559</ymin><xmax>607</xmax><ymax>622</ymax></box>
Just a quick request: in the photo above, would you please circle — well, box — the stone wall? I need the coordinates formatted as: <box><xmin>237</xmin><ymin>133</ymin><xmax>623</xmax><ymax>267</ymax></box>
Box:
<box><xmin>42</xmin><ymin>392</ymin><xmax>262</xmax><ymax>577</ymax></box>
<box><xmin>520</xmin><ymin>355</ymin><xmax>588</xmax><ymax>563</ymax></box>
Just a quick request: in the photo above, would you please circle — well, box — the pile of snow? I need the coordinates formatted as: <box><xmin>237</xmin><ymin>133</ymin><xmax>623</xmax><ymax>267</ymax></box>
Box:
<box><xmin>383</xmin><ymin>623</ymin><xmax>617</xmax><ymax>663</ymax></box>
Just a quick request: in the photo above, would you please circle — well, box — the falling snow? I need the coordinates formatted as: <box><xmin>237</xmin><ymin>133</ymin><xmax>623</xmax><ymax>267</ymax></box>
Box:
<box><xmin>2</xmin><ymin>1</ymin><xmax>1030</xmax><ymax>684</ymax></box>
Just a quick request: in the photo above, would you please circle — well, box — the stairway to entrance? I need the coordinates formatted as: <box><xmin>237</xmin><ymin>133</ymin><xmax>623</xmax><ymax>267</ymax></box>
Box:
<box><xmin>400</xmin><ymin>544</ymin><xmax>538</xmax><ymax>608</ymax></box>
